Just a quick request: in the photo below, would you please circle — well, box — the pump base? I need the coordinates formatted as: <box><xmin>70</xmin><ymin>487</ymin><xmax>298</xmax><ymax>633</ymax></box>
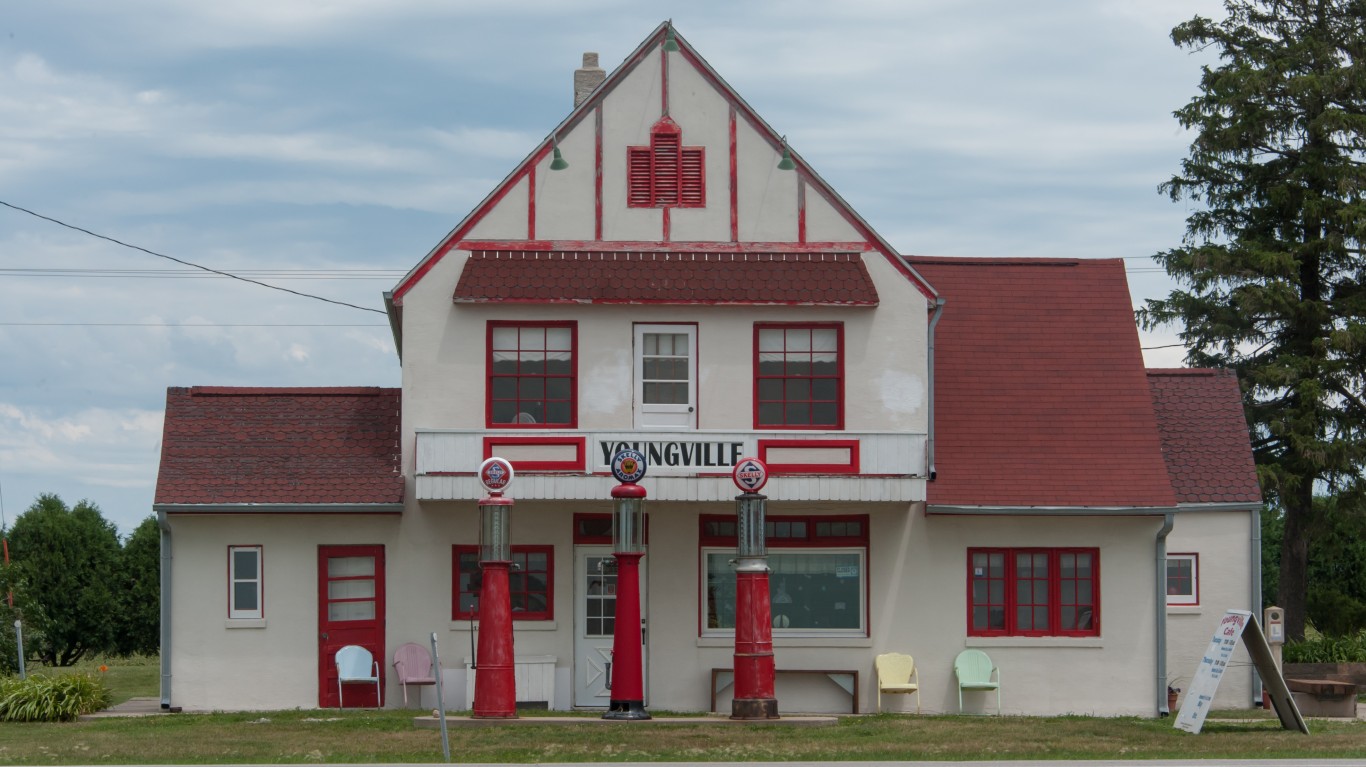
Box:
<box><xmin>731</xmin><ymin>698</ymin><xmax>779</xmax><ymax>720</ymax></box>
<box><xmin>602</xmin><ymin>699</ymin><xmax>651</xmax><ymax>720</ymax></box>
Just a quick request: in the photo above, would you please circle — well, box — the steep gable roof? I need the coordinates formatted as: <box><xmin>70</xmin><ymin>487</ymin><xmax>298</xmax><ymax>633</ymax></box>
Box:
<box><xmin>1147</xmin><ymin>368</ymin><xmax>1262</xmax><ymax>506</ymax></box>
<box><xmin>910</xmin><ymin>257</ymin><xmax>1178</xmax><ymax>509</ymax></box>
<box><xmin>154</xmin><ymin>386</ymin><xmax>403</xmax><ymax>507</ymax></box>
<box><xmin>386</xmin><ymin>22</ymin><xmax>935</xmax><ymax>310</ymax></box>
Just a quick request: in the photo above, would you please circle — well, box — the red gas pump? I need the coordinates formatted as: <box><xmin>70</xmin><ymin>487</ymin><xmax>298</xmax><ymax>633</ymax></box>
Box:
<box><xmin>472</xmin><ymin>457</ymin><xmax>517</xmax><ymax>719</ymax></box>
<box><xmin>603</xmin><ymin>448</ymin><xmax>650</xmax><ymax>720</ymax></box>
<box><xmin>730</xmin><ymin>457</ymin><xmax>778</xmax><ymax>719</ymax></box>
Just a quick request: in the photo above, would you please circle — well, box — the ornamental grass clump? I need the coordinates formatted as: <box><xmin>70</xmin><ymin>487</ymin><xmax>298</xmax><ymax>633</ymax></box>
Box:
<box><xmin>0</xmin><ymin>673</ymin><xmax>111</xmax><ymax>722</ymax></box>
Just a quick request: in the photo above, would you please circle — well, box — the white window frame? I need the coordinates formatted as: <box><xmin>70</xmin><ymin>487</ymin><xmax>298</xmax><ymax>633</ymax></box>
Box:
<box><xmin>700</xmin><ymin>546</ymin><xmax>866</xmax><ymax>638</ymax></box>
<box><xmin>1166</xmin><ymin>553</ymin><xmax>1199</xmax><ymax>606</ymax></box>
<box><xmin>229</xmin><ymin>545</ymin><xmax>264</xmax><ymax>619</ymax></box>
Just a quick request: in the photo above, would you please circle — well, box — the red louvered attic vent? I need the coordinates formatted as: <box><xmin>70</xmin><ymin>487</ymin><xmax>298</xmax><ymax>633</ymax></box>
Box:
<box><xmin>628</xmin><ymin>117</ymin><xmax>705</xmax><ymax>208</ymax></box>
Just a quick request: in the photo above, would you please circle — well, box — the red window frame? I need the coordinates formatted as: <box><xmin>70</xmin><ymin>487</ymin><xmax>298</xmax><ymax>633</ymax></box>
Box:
<box><xmin>453</xmin><ymin>545</ymin><xmax>554</xmax><ymax>621</ymax></box>
<box><xmin>628</xmin><ymin>118</ymin><xmax>705</xmax><ymax>208</ymax></box>
<box><xmin>699</xmin><ymin>514</ymin><xmax>868</xmax><ymax>547</ymax></box>
<box><xmin>486</xmin><ymin>321</ymin><xmax>577</xmax><ymax>428</ymax></box>
<box><xmin>753</xmin><ymin>323</ymin><xmax>844</xmax><ymax>430</ymax></box>
<box><xmin>967</xmin><ymin>547</ymin><xmax>1099</xmax><ymax>637</ymax></box>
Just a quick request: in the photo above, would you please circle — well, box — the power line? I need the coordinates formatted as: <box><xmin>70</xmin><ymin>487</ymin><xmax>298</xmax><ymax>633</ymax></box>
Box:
<box><xmin>0</xmin><ymin>200</ymin><xmax>387</xmax><ymax>315</ymax></box>
<box><xmin>7</xmin><ymin>321</ymin><xmax>387</xmax><ymax>328</ymax></box>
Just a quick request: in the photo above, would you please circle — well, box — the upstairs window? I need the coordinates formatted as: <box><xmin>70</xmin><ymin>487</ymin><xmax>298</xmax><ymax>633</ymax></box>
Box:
<box><xmin>487</xmin><ymin>322</ymin><xmax>576</xmax><ymax>428</ymax></box>
<box><xmin>755</xmin><ymin>324</ymin><xmax>843</xmax><ymax>429</ymax></box>
<box><xmin>628</xmin><ymin>118</ymin><xmax>705</xmax><ymax>208</ymax></box>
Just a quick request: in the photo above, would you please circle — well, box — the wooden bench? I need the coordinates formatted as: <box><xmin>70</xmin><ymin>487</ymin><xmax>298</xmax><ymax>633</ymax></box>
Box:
<box><xmin>1286</xmin><ymin>678</ymin><xmax>1357</xmax><ymax>718</ymax></box>
<box><xmin>710</xmin><ymin>668</ymin><xmax>859</xmax><ymax>714</ymax></box>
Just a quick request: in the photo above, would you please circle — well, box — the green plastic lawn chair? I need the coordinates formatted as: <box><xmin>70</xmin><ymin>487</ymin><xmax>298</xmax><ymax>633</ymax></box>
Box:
<box><xmin>953</xmin><ymin>649</ymin><xmax>1000</xmax><ymax>715</ymax></box>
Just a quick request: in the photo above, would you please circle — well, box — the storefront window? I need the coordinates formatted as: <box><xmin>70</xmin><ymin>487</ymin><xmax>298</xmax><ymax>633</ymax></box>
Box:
<box><xmin>699</xmin><ymin>514</ymin><xmax>867</xmax><ymax>637</ymax></box>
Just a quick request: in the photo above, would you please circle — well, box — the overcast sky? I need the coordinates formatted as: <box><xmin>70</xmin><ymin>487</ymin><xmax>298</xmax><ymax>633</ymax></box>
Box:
<box><xmin>0</xmin><ymin>0</ymin><xmax>1226</xmax><ymax>535</ymax></box>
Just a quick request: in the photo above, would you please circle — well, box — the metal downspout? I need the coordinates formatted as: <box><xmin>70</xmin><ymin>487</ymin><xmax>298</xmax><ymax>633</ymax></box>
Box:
<box><xmin>158</xmin><ymin>511</ymin><xmax>172</xmax><ymax>710</ymax></box>
<box><xmin>1250</xmin><ymin>505</ymin><xmax>1262</xmax><ymax>705</ymax></box>
<box><xmin>926</xmin><ymin>298</ymin><xmax>946</xmax><ymax>479</ymax></box>
<box><xmin>1156</xmin><ymin>512</ymin><xmax>1174</xmax><ymax>716</ymax></box>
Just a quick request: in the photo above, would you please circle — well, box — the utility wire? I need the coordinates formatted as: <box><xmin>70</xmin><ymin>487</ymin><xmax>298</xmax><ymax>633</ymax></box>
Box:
<box><xmin>0</xmin><ymin>200</ymin><xmax>386</xmax><ymax>315</ymax></box>
<box><xmin>0</xmin><ymin>322</ymin><xmax>386</xmax><ymax>327</ymax></box>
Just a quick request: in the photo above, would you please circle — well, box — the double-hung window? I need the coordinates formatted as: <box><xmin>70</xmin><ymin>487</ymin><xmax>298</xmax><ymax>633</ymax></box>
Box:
<box><xmin>487</xmin><ymin>322</ymin><xmax>576</xmax><ymax>427</ymax></box>
<box><xmin>968</xmin><ymin>548</ymin><xmax>1099</xmax><ymax>637</ymax></box>
<box><xmin>754</xmin><ymin>323</ymin><xmax>843</xmax><ymax>429</ymax></box>
<box><xmin>453</xmin><ymin>545</ymin><xmax>553</xmax><ymax>621</ymax></box>
<box><xmin>228</xmin><ymin>545</ymin><xmax>263</xmax><ymax>620</ymax></box>
<box><xmin>1166</xmin><ymin>553</ymin><xmax>1199</xmax><ymax>606</ymax></box>
<box><xmin>701</xmin><ymin>515</ymin><xmax>867</xmax><ymax>637</ymax></box>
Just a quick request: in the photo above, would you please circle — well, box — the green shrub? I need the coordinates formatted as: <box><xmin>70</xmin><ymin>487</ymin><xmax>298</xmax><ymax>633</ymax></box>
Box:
<box><xmin>1283</xmin><ymin>632</ymin><xmax>1366</xmax><ymax>663</ymax></box>
<box><xmin>0</xmin><ymin>673</ymin><xmax>111</xmax><ymax>722</ymax></box>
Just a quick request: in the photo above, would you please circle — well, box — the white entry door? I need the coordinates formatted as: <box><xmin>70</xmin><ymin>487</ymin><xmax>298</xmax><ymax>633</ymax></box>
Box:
<box><xmin>634</xmin><ymin>324</ymin><xmax>696</xmax><ymax>430</ymax></box>
<box><xmin>573</xmin><ymin>546</ymin><xmax>648</xmax><ymax>707</ymax></box>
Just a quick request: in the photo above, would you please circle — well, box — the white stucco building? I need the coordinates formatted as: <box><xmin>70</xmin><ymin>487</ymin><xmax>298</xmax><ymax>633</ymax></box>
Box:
<box><xmin>153</xmin><ymin>23</ymin><xmax>1262</xmax><ymax>716</ymax></box>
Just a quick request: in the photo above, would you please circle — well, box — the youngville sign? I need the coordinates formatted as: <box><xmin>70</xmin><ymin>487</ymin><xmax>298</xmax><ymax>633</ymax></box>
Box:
<box><xmin>598</xmin><ymin>438</ymin><xmax>744</xmax><ymax>471</ymax></box>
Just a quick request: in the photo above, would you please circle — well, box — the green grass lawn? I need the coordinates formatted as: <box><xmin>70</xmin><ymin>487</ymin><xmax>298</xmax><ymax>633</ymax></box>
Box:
<box><xmin>0</xmin><ymin>709</ymin><xmax>1364</xmax><ymax>765</ymax></box>
<box><xmin>68</xmin><ymin>654</ymin><xmax>159</xmax><ymax>706</ymax></box>
<box><xmin>3</xmin><ymin>656</ymin><xmax>1363</xmax><ymax>765</ymax></box>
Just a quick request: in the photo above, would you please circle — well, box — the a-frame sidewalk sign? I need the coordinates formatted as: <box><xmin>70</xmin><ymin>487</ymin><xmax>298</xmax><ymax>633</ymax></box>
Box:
<box><xmin>1175</xmin><ymin>609</ymin><xmax>1307</xmax><ymax>734</ymax></box>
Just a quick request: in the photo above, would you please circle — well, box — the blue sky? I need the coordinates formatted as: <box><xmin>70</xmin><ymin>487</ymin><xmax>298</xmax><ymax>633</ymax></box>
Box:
<box><xmin>0</xmin><ymin>0</ymin><xmax>1223</xmax><ymax>535</ymax></box>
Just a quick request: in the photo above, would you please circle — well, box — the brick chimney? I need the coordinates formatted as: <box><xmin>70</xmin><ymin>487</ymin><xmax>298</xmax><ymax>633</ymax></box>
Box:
<box><xmin>574</xmin><ymin>52</ymin><xmax>605</xmax><ymax>107</ymax></box>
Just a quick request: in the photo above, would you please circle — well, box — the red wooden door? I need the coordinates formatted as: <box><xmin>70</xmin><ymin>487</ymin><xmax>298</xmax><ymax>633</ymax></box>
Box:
<box><xmin>318</xmin><ymin>545</ymin><xmax>386</xmax><ymax>708</ymax></box>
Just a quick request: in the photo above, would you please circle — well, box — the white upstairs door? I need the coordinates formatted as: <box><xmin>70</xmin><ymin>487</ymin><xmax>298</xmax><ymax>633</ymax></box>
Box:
<box><xmin>573</xmin><ymin>546</ymin><xmax>649</xmax><ymax>707</ymax></box>
<box><xmin>634</xmin><ymin>323</ymin><xmax>696</xmax><ymax>430</ymax></box>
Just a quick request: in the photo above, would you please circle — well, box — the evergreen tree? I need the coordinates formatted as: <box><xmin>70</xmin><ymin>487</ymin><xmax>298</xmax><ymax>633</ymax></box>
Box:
<box><xmin>114</xmin><ymin>516</ymin><xmax>160</xmax><ymax>656</ymax></box>
<box><xmin>1140</xmin><ymin>0</ymin><xmax>1366</xmax><ymax>640</ymax></box>
<box><xmin>8</xmin><ymin>494</ymin><xmax>120</xmax><ymax>665</ymax></box>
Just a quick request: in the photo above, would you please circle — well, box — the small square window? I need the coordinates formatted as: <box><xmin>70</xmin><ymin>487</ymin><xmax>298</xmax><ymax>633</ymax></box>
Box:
<box><xmin>1166</xmin><ymin>553</ymin><xmax>1199</xmax><ymax>606</ymax></box>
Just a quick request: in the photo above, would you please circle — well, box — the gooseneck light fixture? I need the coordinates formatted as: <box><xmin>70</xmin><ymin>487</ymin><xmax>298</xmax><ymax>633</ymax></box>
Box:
<box><xmin>777</xmin><ymin>136</ymin><xmax>795</xmax><ymax>171</ymax></box>
<box><xmin>663</xmin><ymin>23</ymin><xmax>679</xmax><ymax>52</ymax></box>
<box><xmin>549</xmin><ymin>137</ymin><xmax>569</xmax><ymax>171</ymax></box>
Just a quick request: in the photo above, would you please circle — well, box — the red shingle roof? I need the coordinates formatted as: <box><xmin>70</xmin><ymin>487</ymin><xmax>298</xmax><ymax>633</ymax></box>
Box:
<box><xmin>910</xmin><ymin>257</ymin><xmax>1178</xmax><ymax>509</ymax></box>
<box><xmin>154</xmin><ymin>387</ymin><xmax>403</xmax><ymax>506</ymax></box>
<box><xmin>1147</xmin><ymin>369</ymin><xmax>1262</xmax><ymax>505</ymax></box>
<box><xmin>452</xmin><ymin>251</ymin><xmax>879</xmax><ymax>305</ymax></box>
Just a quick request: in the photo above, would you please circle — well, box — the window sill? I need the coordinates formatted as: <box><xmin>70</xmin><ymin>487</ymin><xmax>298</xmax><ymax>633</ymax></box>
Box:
<box><xmin>697</xmin><ymin>635</ymin><xmax>870</xmax><ymax>648</ymax></box>
<box><xmin>1167</xmin><ymin>605</ymin><xmax>1202</xmax><ymax>614</ymax></box>
<box><xmin>225</xmin><ymin>619</ymin><xmax>266</xmax><ymax>629</ymax></box>
<box><xmin>450</xmin><ymin>620</ymin><xmax>558</xmax><ymax>632</ymax></box>
<box><xmin>966</xmin><ymin>636</ymin><xmax>1102</xmax><ymax>649</ymax></box>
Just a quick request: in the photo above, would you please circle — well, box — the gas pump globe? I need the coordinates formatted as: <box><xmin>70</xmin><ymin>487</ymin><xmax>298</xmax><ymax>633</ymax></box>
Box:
<box><xmin>472</xmin><ymin>457</ymin><xmax>516</xmax><ymax>719</ymax></box>
<box><xmin>604</xmin><ymin>448</ymin><xmax>651</xmax><ymax>720</ymax></box>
